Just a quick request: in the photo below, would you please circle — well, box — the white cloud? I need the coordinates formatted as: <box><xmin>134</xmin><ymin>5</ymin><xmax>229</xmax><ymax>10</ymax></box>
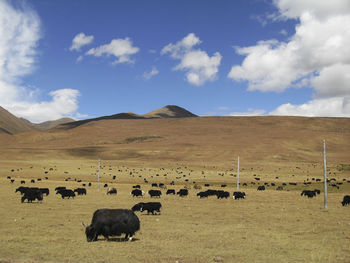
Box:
<box><xmin>229</xmin><ymin>0</ymin><xmax>350</xmax><ymax>117</ymax></box>
<box><xmin>0</xmin><ymin>1</ymin><xmax>81</xmax><ymax>123</ymax></box>
<box><xmin>0</xmin><ymin>0</ymin><xmax>40</xmax><ymax>84</ymax></box>
<box><xmin>69</xmin><ymin>32</ymin><xmax>94</xmax><ymax>52</ymax></box>
<box><xmin>143</xmin><ymin>67</ymin><xmax>159</xmax><ymax>80</ymax></box>
<box><xmin>274</xmin><ymin>0</ymin><xmax>350</xmax><ymax>20</ymax></box>
<box><xmin>161</xmin><ymin>33</ymin><xmax>201</xmax><ymax>58</ymax></box>
<box><xmin>76</xmin><ymin>55</ymin><xmax>84</xmax><ymax>63</ymax></box>
<box><xmin>6</xmin><ymin>89</ymin><xmax>81</xmax><ymax>123</ymax></box>
<box><xmin>229</xmin><ymin>109</ymin><xmax>267</xmax><ymax>116</ymax></box>
<box><xmin>162</xmin><ymin>33</ymin><xmax>222</xmax><ymax>86</ymax></box>
<box><xmin>280</xmin><ymin>29</ymin><xmax>288</xmax><ymax>36</ymax></box>
<box><xmin>86</xmin><ymin>37</ymin><xmax>139</xmax><ymax>64</ymax></box>
<box><xmin>311</xmin><ymin>64</ymin><xmax>350</xmax><ymax>98</ymax></box>
<box><xmin>270</xmin><ymin>97</ymin><xmax>350</xmax><ymax>117</ymax></box>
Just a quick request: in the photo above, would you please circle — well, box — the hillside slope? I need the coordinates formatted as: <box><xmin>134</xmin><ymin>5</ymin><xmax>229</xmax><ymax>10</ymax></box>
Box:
<box><xmin>0</xmin><ymin>106</ymin><xmax>36</xmax><ymax>134</ymax></box>
<box><xmin>0</xmin><ymin>116</ymin><xmax>349</xmax><ymax>167</ymax></box>
<box><xmin>57</xmin><ymin>105</ymin><xmax>197</xmax><ymax>130</ymax></box>
<box><xmin>144</xmin><ymin>105</ymin><xmax>198</xmax><ymax>118</ymax></box>
<box><xmin>34</xmin><ymin>118</ymin><xmax>75</xmax><ymax>130</ymax></box>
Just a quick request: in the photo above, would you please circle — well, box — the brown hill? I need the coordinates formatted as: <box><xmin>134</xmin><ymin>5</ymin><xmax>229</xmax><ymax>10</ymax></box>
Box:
<box><xmin>58</xmin><ymin>112</ymin><xmax>145</xmax><ymax>129</ymax></box>
<box><xmin>34</xmin><ymin>118</ymin><xmax>75</xmax><ymax>130</ymax></box>
<box><xmin>0</xmin><ymin>116</ymin><xmax>349</xmax><ymax>169</ymax></box>
<box><xmin>57</xmin><ymin>105</ymin><xmax>197</xmax><ymax>130</ymax></box>
<box><xmin>144</xmin><ymin>105</ymin><xmax>198</xmax><ymax>118</ymax></box>
<box><xmin>0</xmin><ymin>106</ymin><xmax>36</xmax><ymax>134</ymax></box>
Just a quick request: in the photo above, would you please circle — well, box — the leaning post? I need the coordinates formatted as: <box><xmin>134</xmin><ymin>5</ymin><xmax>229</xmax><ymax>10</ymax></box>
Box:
<box><xmin>323</xmin><ymin>140</ymin><xmax>328</xmax><ymax>210</ymax></box>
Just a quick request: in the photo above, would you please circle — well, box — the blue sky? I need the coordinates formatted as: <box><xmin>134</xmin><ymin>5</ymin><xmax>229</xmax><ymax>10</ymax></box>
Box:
<box><xmin>1</xmin><ymin>0</ymin><xmax>350</xmax><ymax>122</ymax></box>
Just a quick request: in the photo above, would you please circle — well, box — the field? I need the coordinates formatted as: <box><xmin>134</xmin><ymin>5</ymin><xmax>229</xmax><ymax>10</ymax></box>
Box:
<box><xmin>0</xmin><ymin>157</ymin><xmax>349</xmax><ymax>263</ymax></box>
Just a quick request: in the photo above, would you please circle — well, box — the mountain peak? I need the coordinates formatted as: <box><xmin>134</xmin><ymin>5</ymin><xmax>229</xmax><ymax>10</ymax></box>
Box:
<box><xmin>144</xmin><ymin>105</ymin><xmax>197</xmax><ymax>118</ymax></box>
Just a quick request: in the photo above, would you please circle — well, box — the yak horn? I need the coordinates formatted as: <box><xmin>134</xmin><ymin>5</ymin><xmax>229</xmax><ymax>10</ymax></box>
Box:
<box><xmin>81</xmin><ymin>222</ymin><xmax>87</xmax><ymax>228</ymax></box>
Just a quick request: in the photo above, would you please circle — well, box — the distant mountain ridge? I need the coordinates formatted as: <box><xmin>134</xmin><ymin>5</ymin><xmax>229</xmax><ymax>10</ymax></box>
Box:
<box><xmin>59</xmin><ymin>105</ymin><xmax>198</xmax><ymax>130</ymax></box>
<box><xmin>0</xmin><ymin>106</ymin><xmax>75</xmax><ymax>134</ymax></box>
<box><xmin>33</xmin><ymin>118</ymin><xmax>76</xmax><ymax>130</ymax></box>
<box><xmin>0</xmin><ymin>106</ymin><xmax>36</xmax><ymax>134</ymax></box>
<box><xmin>144</xmin><ymin>105</ymin><xmax>198</xmax><ymax>118</ymax></box>
<box><xmin>0</xmin><ymin>105</ymin><xmax>197</xmax><ymax>133</ymax></box>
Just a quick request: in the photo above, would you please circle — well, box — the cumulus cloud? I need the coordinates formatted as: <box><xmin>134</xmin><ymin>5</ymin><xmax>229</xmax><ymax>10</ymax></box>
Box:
<box><xmin>270</xmin><ymin>97</ymin><xmax>350</xmax><ymax>117</ymax></box>
<box><xmin>69</xmin><ymin>32</ymin><xmax>94</xmax><ymax>51</ymax></box>
<box><xmin>6</xmin><ymin>89</ymin><xmax>81</xmax><ymax>123</ymax></box>
<box><xmin>229</xmin><ymin>0</ymin><xmax>350</xmax><ymax>117</ymax></box>
<box><xmin>162</xmin><ymin>33</ymin><xmax>222</xmax><ymax>86</ymax></box>
<box><xmin>86</xmin><ymin>37</ymin><xmax>139</xmax><ymax>64</ymax></box>
<box><xmin>143</xmin><ymin>67</ymin><xmax>159</xmax><ymax>80</ymax></box>
<box><xmin>0</xmin><ymin>1</ymin><xmax>81</xmax><ymax>123</ymax></box>
<box><xmin>274</xmin><ymin>0</ymin><xmax>350</xmax><ymax>20</ymax></box>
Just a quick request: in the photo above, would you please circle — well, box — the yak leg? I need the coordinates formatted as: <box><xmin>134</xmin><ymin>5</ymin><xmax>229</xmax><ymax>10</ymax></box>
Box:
<box><xmin>127</xmin><ymin>233</ymin><xmax>133</xmax><ymax>241</ymax></box>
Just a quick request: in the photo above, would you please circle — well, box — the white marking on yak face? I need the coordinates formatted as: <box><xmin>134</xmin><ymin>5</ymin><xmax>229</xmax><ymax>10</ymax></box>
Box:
<box><xmin>142</xmin><ymin>190</ymin><xmax>145</xmax><ymax>196</ymax></box>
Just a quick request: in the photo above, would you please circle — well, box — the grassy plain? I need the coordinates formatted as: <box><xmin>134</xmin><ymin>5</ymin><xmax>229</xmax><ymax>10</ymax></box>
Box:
<box><xmin>0</xmin><ymin>158</ymin><xmax>349</xmax><ymax>263</ymax></box>
<box><xmin>0</xmin><ymin>116</ymin><xmax>349</xmax><ymax>262</ymax></box>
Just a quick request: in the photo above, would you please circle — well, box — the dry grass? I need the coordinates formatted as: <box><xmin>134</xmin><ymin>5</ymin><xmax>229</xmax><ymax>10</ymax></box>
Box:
<box><xmin>0</xmin><ymin>159</ymin><xmax>349</xmax><ymax>263</ymax></box>
<box><xmin>0</xmin><ymin>116</ymin><xmax>349</xmax><ymax>262</ymax></box>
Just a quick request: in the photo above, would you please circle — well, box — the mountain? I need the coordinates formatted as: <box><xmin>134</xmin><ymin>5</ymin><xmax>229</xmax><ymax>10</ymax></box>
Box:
<box><xmin>1</xmin><ymin>116</ymin><xmax>349</xmax><ymax>167</ymax></box>
<box><xmin>143</xmin><ymin>105</ymin><xmax>198</xmax><ymax>118</ymax></box>
<box><xmin>34</xmin><ymin>118</ymin><xmax>75</xmax><ymax>130</ymax></box>
<box><xmin>58</xmin><ymin>112</ymin><xmax>145</xmax><ymax>129</ymax></box>
<box><xmin>0</xmin><ymin>106</ymin><xmax>36</xmax><ymax>134</ymax></box>
<box><xmin>58</xmin><ymin>105</ymin><xmax>197</xmax><ymax>130</ymax></box>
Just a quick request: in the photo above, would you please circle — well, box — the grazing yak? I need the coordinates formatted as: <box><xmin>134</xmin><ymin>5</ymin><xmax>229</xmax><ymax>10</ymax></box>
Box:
<box><xmin>301</xmin><ymin>190</ymin><xmax>316</xmax><ymax>198</ymax></box>
<box><xmin>177</xmin><ymin>189</ymin><xmax>188</xmax><ymax>197</ymax></box>
<box><xmin>216</xmin><ymin>190</ymin><xmax>230</xmax><ymax>199</ymax></box>
<box><xmin>15</xmin><ymin>186</ymin><xmax>29</xmax><ymax>195</ymax></box>
<box><xmin>39</xmin><ymin>188</ymin><xmax>50</xmax><ymax>196</ymax></box>
<box><xmin>166</xmin><ymin>189</ymin><xmax>176</xmax><ymax>195</ymax></box>
<box><xmin>106</xmin><ymin>187</ymin><xmax>117</xmax><ymax>195</ymax></box>
<box><xmin>131</xmin><ymin>189</ymin><xmax>144</xmax><ymax>197</ymax></box>
<box><xmin>132</xmin><ymin>202</ymin><xmax>162</xmax><ymax>215</ymax></box>
<box><xmin>257</xmin><ymin>186</ymin><xmax>265</xmax><ymax>191</ymax></box>
<box><xmin>197</xmin><ymin>191</ymin><xmax>209</xmax><ymax>198</ymax></box>
<box><xmin>21</xmin><ymin>188</ymin><xmax>43</xmax><ymax>203</ymax></box>
<box><xmin>233</xmin><ymin>191</ymin><xmax>246</xmax><ymax>200</ymax></box>
<box><xmin>83</xmin><ymin>209</ymin><xmax>140</xmax><ymax>242</ymax></box>
<box><xmin>148</xmin><ymin>190</ymin><xmax>162</xmax><ymax>198</ymax></box>
<box><xmin>74</xmin><ymin>188</ymin><xmax>87</xmax><ymax>195</ymax></box>
<box><xmin>56</xmin><ymin>189</ymin><xmax>75</xmax><ymax>199</ymax></box>
<box><xmin>341</xmin><ymin>195</ymin><xmax>350</xmax><ymax>206</ymax></box>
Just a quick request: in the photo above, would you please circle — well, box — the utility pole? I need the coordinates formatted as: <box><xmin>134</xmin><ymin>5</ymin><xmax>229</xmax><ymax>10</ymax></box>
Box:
<box><xmin>237</xmin><ymin>156</ymin><xmax>240</xmax><ymax>192</ymax></box>
<box><xmin>98</xmin><ymin>159</ymin><xmax>101</xmax><ymax>192</ymax></box>
<box><xmin>323</xmin><ymin>140</ymin><xmax>328</xmax><ymax>210</ymax></box>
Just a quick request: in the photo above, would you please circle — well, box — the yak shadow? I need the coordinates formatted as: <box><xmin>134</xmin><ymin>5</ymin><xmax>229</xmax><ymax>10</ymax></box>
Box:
<box><xmin>140</xmin><ymin>214</ymin><xmax>161</xmax><ymax>216</ymax></box>
<box><xmin>102</xmin><ymin>237</ymin><xmax>140</xmax><ymax>242</ymax></box>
